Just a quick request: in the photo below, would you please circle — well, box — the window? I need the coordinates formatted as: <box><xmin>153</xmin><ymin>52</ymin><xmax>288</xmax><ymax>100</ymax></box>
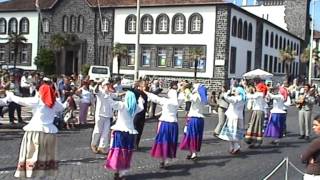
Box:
<box><xmin>282</xmin><ymin>61</ymin><xmax>285</xmax><ymax>73</ymax></box>
<box><xmin>232</xmin><ymin>16</ymin><xmax>237</xmax><ymax>37</ymax></box>
<box><xmin>70</xmin><ymin>15</ymin><xmax>76</xmax><ymax>33</ymax></box>
<box><xmin>243</xmin><ymin>21</ymin><xmax>248</xmax><ymax>40</ymax></box>
<box><xmin>296</xmin><ymin>62</ymin><xmax>299</xmax><ymax>75</ymax></box>
<box><xmin>157</xmin><ymin>48</ymin><xmax>167</xmax><ymax>67</ymax></box>
<box><xmin>270</xmin><ymin>32</ymin><xmax>274</xmax><ymax>48</ymax></box>
<box><xmin>172</xmin><ymin>14</ymin><xmax>185</xmax><ymax>34</ymax></box>
<box><xmin>101</xmin><ymin>17</ymin><xmax>109</xmax><ymax>33</ymax></box>
<box><xmin>0</xmin><ymin>18</ymin><xmax>6</xmax><ymax>34</ymax></box>
<box><xmin>297</xmin><ymin>44</ymin><xmax>300</xmax><ymax>55</ymax></box>
<box><xmin>283</xmin><ymin>38</ymin><xmax>286</xmax><ymax>49</ymax></box>
<box><xmin>78</xmin><ymin>15</ymin><xmax>84</xmax><ymax>32</ymax></box>
<box><xmin>264</xmin><ymin>54</ymin><xmax>268</xmax><ymax>71</ymax></box>
<box><xmin>265</xmin><ymin>30</ymin><xmax>269</xmax><ymax>46</ymax></box>
<box><xmin>246</xmin><ymin>51</ymin><xmax>252</xmax><ymax>72</ymax></box>
<box><xmin>279</xmin><ymin>36</ymin><xmax>282</xmax><ymax>49</ymax></box>
<box><xmin>287</xmin><ymin>40</ymin><xmax>290</xmax><ymax>49</ymax></box>
<box><xmin>238</xmin><ymin>19</ymin><xmax>242</xmax><ymax>38</ymax></box>
<box><xmin>293</xmin><ymin>62</ymin><xmax>296</xmax><ymax>75</ymax></box>
<box><xmin>9</xmin><ymin>49</ymin><xmax>14</xmax><ymax>63</ymax></box>
<box><xmin>141</xmin><ymin>47</ymin><xmax>151</xmax><ymax>66</ymax></box>
<box><xmin>125</xmin><ymin>15</ymin><xmax>136</xmax><ymax>34</ymax></box>
<box><xmin>141</xmin><ymin>15</ymin><xmax>153</xmax><ymax>34</ymax></box>
<box><xmin>62</xmin><ymin>15</ymin><xmax>68</xmax><ymax>32</ymax></box>
<box><xmin>275</xmin><ymin>35</ymin><xmax>278</xmax><ymax>49</ymax></box>
<box><xmin>269</xmin><ymin>56</ymin><xmax>273</xmax><ymax>73</ymax></box>
<box><xmin>274</xmin><ymin>57</ymin><xmax>277</xmax><ymax>73</ymax></box>
<box><xmin>294</xmin><ymin>43</ymin><xmax>297</xmax><ymax>53</ymax></box>
<box><xmin>20</xmin><ymin>44</ymin><xmax>28</xmax><ymax>63</ymax></box>
<box><xmin>42</xmin><ymin>18</ymin><xmax>50</xmax><ymax>33</ymax></box>
<box><xmin>230</xmin><ymin>47</ymin><xmax>236</xmax><ymax>74</ymax></box>
<box><xmin>290</xmin><ymin>41</ymin><xmax>293</xmax><ymax>51</ymax></box>
<box><xmin>0</xmin><ymin>45</ymin><xmax>5</xmax><ymax>63</ymax></box>
<box><xmin>189</xmin><ymin>13</ymin><xmax>203</xmax><ymax>34</ymax></box>
<box><xmin>278</xmin><ymin>62</ymin><xmax>281</xmax><ymax>73</ymax></box>
<box><xmin>127</xmin><ymin>45</ymin><xmax>135</xmax><ymax>65</ymax></box>
<box><xmin>248</xmin><ymin>23</ymin><xmax>252</xmax><ymax>41</ymax></box>
<box><xmin>173</xmin><ymin>48</ymin><xmax>183</xmax><ymax>68</ymax></box>
<box><xmin>156</xmin><ymin>14</ymin><xmax>169</xmax><ymax>34</ymax></box>
<box><xmin>8</xmin><ymin>18</ymin><xmax>17</xmax><ymax>34</ymax></box>
<box><xmin>19</xmin><ymin>18</ymin><xmax>29</xmax><ymax>34</ymax></box>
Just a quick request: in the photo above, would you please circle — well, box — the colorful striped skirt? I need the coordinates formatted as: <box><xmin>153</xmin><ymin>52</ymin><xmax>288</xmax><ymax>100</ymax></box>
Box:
<box><xmin>14</xmin><ymin>131</ymin><xmax>58</xmax><ymax>178</ymax></box>
<box><xmin>105</xmin><ymin>131</ymin><xmax>135</xmax><ymax>171</ymax></box>
<box><xmin>218</xmin><ymin>117</ymin><xmax>244</xmax><ymax>142</ymax></box>
<box><xmin>264</xmin><ymin>113</ymin><xmax>286</xmax><ymax>138</ymax></box>
<box><xmin>180</xmin><ymin>117</ymin><xmax>204</xmax><ymax>152</ymax></box>
<box><xmin>244</xmin><ymin>110</ymin><xmax>265</xmax><ymax>144</ymax></box>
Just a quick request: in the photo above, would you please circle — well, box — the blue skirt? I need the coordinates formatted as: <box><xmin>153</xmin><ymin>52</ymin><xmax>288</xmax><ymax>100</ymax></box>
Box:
<box><xmin>180</xmin><ymin>117</ymin><xmax>204</xmax><ymax>152</ymax></box>
<box><xmin>264</xmin><ymin>113</ymin><xmax>286</xmax><ymax>138</ymax></box>
<box><xmin>150</xmin><ymin>121</ymin><xmax>179</xmax><ymax>159</ymax></box>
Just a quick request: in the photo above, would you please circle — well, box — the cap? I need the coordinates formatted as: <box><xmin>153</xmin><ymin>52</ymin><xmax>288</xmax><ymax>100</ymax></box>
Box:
<box><xmin>43</xmin><ymin>77</ymin><xmax>51</xmax><ymax>82</ymax></box>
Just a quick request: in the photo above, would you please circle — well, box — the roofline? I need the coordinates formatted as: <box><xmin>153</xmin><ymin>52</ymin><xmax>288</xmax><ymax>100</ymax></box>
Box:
<box><xmin>0</xmin><ymin>9</ymin><xmax>37</xmax><ymax>12</ymax></box>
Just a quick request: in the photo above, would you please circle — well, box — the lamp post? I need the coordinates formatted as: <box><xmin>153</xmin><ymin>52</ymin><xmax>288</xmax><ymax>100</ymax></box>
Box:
<box><xmin>134</xmin><ymin>0</ymin><xmax>140</xmax><ymax>80</ymax></box>
<box><xmin>309</xmin><ymin>0</ymin><xmax>319</xmax><ymax>84</ymax></box>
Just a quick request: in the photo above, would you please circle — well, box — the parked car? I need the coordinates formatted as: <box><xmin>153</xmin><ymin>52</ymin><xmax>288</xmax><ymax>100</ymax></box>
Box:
<box><xmin>88</xmin><ymin>65</ymin><xmax>111</xmax><ymax>82</ymax></box>
<box><xmin>121</xmin><ymin>74</ymin><xmax>134</xmax><ymax>89</ymax></box>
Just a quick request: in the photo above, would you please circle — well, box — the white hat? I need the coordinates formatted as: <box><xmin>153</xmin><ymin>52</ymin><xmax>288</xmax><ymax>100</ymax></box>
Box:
<box><xmin>43</xmin><ymin>77</ymin><xmax>51</xmax><ymax>82</ymax></box>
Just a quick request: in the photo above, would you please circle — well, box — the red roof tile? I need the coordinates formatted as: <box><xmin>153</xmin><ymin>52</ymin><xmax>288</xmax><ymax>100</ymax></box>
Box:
<box><xmin>314</xmin><ymin>30</ymin><xmax>320</xmax><ymax>40</ymax></box>
<box><xmin>0</xmin><ymin>0</ymin><xmax>57</xmax><ymax>11</ymax></box>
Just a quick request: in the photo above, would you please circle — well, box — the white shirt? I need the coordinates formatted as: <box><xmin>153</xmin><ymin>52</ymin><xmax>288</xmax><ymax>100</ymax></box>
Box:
<box><xmin>268</xmin><ymin>93</ymin><xmax>286</xmax><ymax>114</ymax></box>
<box><xmin>223</xmin><ymin>94</ymin><xmax>245</xmax><ymax>119</ymax></box>
<box><xmin>188</xmin><ymin>93</ymin><xmax>206</xmax><ymax>118</ymax></box>
<box><xmin>8</xmin><ymin>94</ymin><xmax>65</xmax><ymax>133</ymax></box>
<box><xmin>80</xmin><ymin>88</ymin><xmax>91</xmax><ymax>104</ymax></box>
<box><xmin>111</xmin><ymin>97</ymin><xmax>144</xmax><ymax>134</ymax></box>
<box><xmin>95</xmin><ymin>89</ymin><xmax>116</xmax><ymax>118</ymax></box>
<box><xmin>146</xmin><ymin>92</ymin><xmax>184</xmax><ymax>123</ymax></box>
<box><xmin>20</xmin><ymin>76</ymin><xmax>29</xmax><ymax>88</ymax></box>
<box><xmin>246</xmin><ymin>92</ymin><xmax>266</xmax><ymax>111</ymax></box>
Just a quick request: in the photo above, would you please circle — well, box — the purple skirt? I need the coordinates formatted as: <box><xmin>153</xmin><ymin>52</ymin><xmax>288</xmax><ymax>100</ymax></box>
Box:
<box><xmin>180</xmin><ymin>117</ymin><xmax>204</xmax><ymax>152</ymax></box>
<box><xmin>264</xmin><ymin>113</ymin><xmax>286</xmax><ymax>138</ymax></box>
<box><xmin>150</xmin><ymin>121</ymin><xmax>179</xmax><ymax>159</ymax></box>
<box><xmin>105</xmin><ymin>131</ymin><xmax>135</xmax><ymax>171</ymax></box>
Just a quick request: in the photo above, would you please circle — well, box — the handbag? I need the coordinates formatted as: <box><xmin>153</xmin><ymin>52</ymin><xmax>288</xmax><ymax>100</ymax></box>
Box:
<box><xmin>63</xmin><ymin>110</ymin><xmax>72</xmax><ymax>123</ymax></box>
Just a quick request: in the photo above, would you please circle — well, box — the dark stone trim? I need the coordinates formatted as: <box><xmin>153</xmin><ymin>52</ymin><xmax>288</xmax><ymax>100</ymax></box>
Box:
<box><xmin>125</xmin><ymin>14</ymin><xmax>136</xmax><ymax>34</ymax></box>
<box><xmin>188</xmin><ymin>13</ymin><xmax>203</xmax><ymax>34</ymax></box>
<box><xmin>0</xmin><ymin>18</ymin><xmax>6</xmax><ymax>34</ymax></box>
<box><xmin>156</xmin><ymin>13</ymin><xmax>169</xmax><ymax>34</ymax></box>
<box><xmin>140</xmin><ymin>14</ymin><xmax>153</xmax><ymax>34</ymax></box>
<box><xmin>172</xmin><ymin>13</ymin><xmax>186</xmax><ymax>34</ymax></box>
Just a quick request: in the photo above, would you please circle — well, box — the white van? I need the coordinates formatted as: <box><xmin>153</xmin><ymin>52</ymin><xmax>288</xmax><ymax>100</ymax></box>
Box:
<box><xmin>88</xmin><ymin>65</ymin><xmax>111</xmax><ymax>81</ymax></box>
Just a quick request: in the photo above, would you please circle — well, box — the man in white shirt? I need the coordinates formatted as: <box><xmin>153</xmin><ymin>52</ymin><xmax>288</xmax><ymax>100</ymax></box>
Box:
<box><xmin>20</xmin><ymin>72</ymin><xmax>30</xmax><ymax>97</ymax></box>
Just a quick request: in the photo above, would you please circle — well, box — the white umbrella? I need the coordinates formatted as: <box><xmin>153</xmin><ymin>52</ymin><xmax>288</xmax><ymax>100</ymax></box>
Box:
<box><xmin>242</xmin><ymin>69</ymin><xmax>273</xmax><ymax>80</ymax></box>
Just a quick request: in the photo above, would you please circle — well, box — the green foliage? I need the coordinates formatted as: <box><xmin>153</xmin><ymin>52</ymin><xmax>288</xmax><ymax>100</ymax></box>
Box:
<box><xmin>50</xmin><ymin>33</ymin><xmax>68</xmax><ymax>51</ymax></box>
<box><xmin>81</xmin><ymin>64</ymin><xmax>90</xmax><ymax>76</ymax></box>
<box><xmin>34</xmin><ymin>48</ymin><xmax>55</xmax><ymax>75</ymax></box>
<box><xmin>189</xmin><ymin>47</ymin><xmax>205</xmax><ymax>60</ymax></box>
<box><xmin>7</xmin><ymin>33</ymin><xmax>27</xmax><ymax>68</ymax></box>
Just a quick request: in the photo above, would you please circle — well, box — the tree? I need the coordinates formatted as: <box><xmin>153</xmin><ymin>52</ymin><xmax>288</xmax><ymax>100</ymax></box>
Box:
<box><xmin>7</xmin><ymin>33</ymin><xmax>27</xmax><ymax>69</ymax></box>
<box><xmin>34</xmin><ymin>48</ymin><xmax>55</xmax><ymax>75</ymax></box>
<box><xmin>50</xmin><ymin>33</ymin><xmax>69</xmax><ymax>74</ymax></box>
<box><xmin>279</xmin><ymin>48</ymin><xmax>296</xmax><ymax>74</ymax></box>
<box><xmin>81</xmin><ymin>64</ymin><xmax>90</xmax><ymax>76</ymax></box>
<box><xmin>189</xmin><ymin>47</ymin><xmax>205</xmax><ymax>80</ymax></box>
<box><xmin>112</xmin><ymin>43</ymin><xmax>128</xmax><ymax>75</ymax></box>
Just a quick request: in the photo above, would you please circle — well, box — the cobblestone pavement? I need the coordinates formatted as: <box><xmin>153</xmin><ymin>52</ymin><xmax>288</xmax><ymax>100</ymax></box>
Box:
<box><xmin>0</xmin><ymin>106</ymin><xmax>317</xmax><ymax>180</ymax></box>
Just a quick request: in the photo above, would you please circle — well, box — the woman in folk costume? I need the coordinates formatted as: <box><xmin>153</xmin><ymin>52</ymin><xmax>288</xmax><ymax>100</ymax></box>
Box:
<box><xmin>180</xmin><ymin>83</ymin><xmax>208</xmax><ymax>160</ymax></box>
<box><xmin>146</xmin><ymin>81</ymin><xmax>184</xmax><ymax>168</ymax></box>
<box><xmin>264</xmin><ymin>86</ymin><xmax>288</xmax><ymax>144</ymax></box>
<box><xmin>218</xmin><ymin>86</ymin><xmax>246</xmax><ymax>154</ymax></box>
<box><xmin>244</xmin><ymin>82</ymin><xmax>268</xmax><ymax>148</ymax></box>
<box><xmin>105</xmin><ymin>91</ymin><xmax>144</xmax><ymax>180</ymax></box>
<box><xmin>6</xmin><ymin>83</ymin><xmax>65</xmax><ymax>178</ymax></box>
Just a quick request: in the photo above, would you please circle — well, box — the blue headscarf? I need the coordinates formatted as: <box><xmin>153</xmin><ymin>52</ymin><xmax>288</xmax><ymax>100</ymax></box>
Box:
<box><xmin>198</xmin><ymin>84</ymin><xmax>208</xmax><ymax>105</ymax></box>
<box><xmin>236</xmin><ymin>86</ymin><xmax>246</xmax><ymax>101</ymax></box>
<box><xmin>125</xmin><ymin>91</ymin><xmax>137</xmax><ymax>117</ymax></box>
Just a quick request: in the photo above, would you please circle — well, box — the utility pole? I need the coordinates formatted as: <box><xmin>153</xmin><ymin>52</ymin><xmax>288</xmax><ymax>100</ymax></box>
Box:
<box><xmin>134</xmin><ymin>0</ymin><xmax>140</xmax><ymax>80</ymax></box>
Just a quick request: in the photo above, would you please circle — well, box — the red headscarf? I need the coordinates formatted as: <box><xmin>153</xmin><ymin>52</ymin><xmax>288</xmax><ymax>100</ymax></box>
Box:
<box><xmin>279</xmin><ymin>86</ymin><xmax>288</xmax><ymax>101</ymax></box>
<box><xmin>256</xmin><ymin>82</ymin><xmax>268</xmax><ymax>96</ymax></box>
<box><xmin>39</xmin><ymin>84</ymin><xmax>56</xmax><ymax>108</ymax></box>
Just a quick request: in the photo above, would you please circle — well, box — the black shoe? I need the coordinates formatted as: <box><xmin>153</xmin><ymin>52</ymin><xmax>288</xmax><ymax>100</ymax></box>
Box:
<box><xmin>159</xmin><ymin>162</ymin><xmax>166</xmax><ymax>169</ymax></box>
<box><xmin>298</xmin><ymin>135</ymin><xmax>305</xmax><ymax>139</ymax></box>
<box><xmin>186</xmin><ymin>155</ymin><xmax>192</xmax><ymax>160</ymax></box>
<box><xmin>305</xmin><ymin>136</ymin><xmax>310</xmax><ymax>140</ymax></box>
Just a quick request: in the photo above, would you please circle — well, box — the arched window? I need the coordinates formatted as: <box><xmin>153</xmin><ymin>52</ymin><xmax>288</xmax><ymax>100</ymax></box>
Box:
<box><xmin>265</xmin><ymin>30</ymin><xmax>269</xmax><ymax>46</ymax></box>
<box><xmin>125</xmin><ymin>15</ymin><xmax>136</xmax><ymax>34</ymax></box>
<box><xmin>290</xmin><ymin>41</ymin><xmax>293</xmax><ymax>51</ymax></box>
<box><xmin>156</xmin><ymin>14</ymin><xmax>169</xmax><ymax>34</ymax></box>
<box><xmin>78</xmin><ymin>15</ymin><xmax>84</xmax><ymax>32</ymax></box>
<box><xmin>8</xmin><ymin>18</ymin><xmax>17</xmax><ymax>34</ymax></box>
<box><xmin>189</xmin><ymin>13</ymin><xmax>203</xmax><ymax>34</ymax></box>
<box><xmin>141</xmin><ymin>14</ymin><xmax>153</xmax><ymax>34</ymax></box>
<box><xmin>172</xmin><ymin>13</ymin><xmax>185</xmax><ymax>34</ymax></box>
<box><xmin>62</xmin><ymin>15</ymin><xmax>68</xmax><ymax>32</ymax></box>
<box><xmin>42</xmin><ymin>18</ymin><xmax>50</xmax><ymax>33</ymax></box>
<box><xmin>270</xmin><ymin>32</ymin><xmax>274</xmax><ymax>48</ymax></box>
<box><xmin>287</xmin><ymin>40</ymin><xmax>290</xmax><ymax>49</ymax></box>
<box><xmin>275</xmin><ymin>34</ymin><xmax>278</xmax><ymax>49</ymax></box>
<box><xmin>231</xmin><ymin>16</ymin><xmax>237</xmax><ymax>37</ymax></box>
<box><xmin>70</xmin><ymin>15</ymin><xmax>76</xmax><ymax>33</ymax></box>
<box><xmin>101</xmin><ymin>17</ymin><xmax>109</xmax><ymax>33</ymax></box>
<box><xmin>279</xmin><ymin>36</ymin><xmax>282</xmax><ymax>49</ymax></box>
<box><xmin>283</xmin><ymin>38</ymin><xmax>286</xmax><ymax>49</ymax></box>
<box><xmin>19</xmin><ymin>17</ymin><xmax>29</xmax><ymax>34</ymax></box>
<box><xmin>238</xmin><ymin>19</ymin><xmax>242</xmax><ymax>38</ymax></box>
<box><xmin>0</xmin><ymin>18</ymin><xmax>6</xmax><ymax>34</ymax></box>
<box><xmin>243</xmin><ymin>21</ymin><xmax>248</xmax><ymax>40</ymax></box>
<box><xmin>248</xmin><ymin>23</ymin><xmax>252</xmax><ymax>41</ymax></box>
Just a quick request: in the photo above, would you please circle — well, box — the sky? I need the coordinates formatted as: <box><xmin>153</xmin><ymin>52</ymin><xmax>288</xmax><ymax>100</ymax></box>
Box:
<box><xmin>0</xmin><ymin>0</ymin><xmax>318</xmax><ymax>30</ymax></box>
